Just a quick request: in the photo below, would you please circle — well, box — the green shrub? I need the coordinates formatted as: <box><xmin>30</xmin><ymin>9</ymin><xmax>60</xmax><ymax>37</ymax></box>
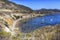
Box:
<box><xmin>0</xmin><ymin>30</ymin><xmax>11</xmax><ymax>37</ymax></box>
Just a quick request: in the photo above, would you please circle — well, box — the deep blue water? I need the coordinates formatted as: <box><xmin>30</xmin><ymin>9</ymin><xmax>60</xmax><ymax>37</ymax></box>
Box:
<box><xmin>21</xmin><ymin>13</ymin><xmax>60</xmax><ymax>33</ymax></box>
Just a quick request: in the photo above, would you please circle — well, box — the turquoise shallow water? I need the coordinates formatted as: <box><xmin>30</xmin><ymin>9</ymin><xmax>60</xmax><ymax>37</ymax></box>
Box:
<box><xmin>21</xmin><ymin>13</ymin><xmax>60</xmax><ymax>33</ymax></box>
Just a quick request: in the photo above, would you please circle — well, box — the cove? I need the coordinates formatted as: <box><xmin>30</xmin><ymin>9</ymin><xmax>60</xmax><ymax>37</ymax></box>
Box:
<box><xmin>21</xmin><ymin>13</ymin><xmax>60</xmax><ymax>33</ymax></box>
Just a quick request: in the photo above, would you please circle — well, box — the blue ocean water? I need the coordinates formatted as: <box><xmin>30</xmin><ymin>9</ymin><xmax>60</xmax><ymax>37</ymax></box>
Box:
<box><xmin>21</xmin><ymin>13</ymin><xmax>60</xmax><ymax>33</ymax></box>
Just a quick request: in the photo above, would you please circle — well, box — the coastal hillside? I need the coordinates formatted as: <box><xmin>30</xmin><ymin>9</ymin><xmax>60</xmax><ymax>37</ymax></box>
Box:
<box><xmin>36</xmin><ymin>9</ymin><xmax>60</xmax><ymax>14</ymax></box>
<box><xmin>0</xmin><ymin>0</ymin><xmax>33</xmax><ymax>13</ymax></box>
<box><xmin>31</xmin><ymin>24</ymin><xmax>60</xmax><ymax>40</ymax></box>
<box><xmin>0</xmin><ymin>0</ymin><xmax>60</xmax><ymax>40</ymax></box>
